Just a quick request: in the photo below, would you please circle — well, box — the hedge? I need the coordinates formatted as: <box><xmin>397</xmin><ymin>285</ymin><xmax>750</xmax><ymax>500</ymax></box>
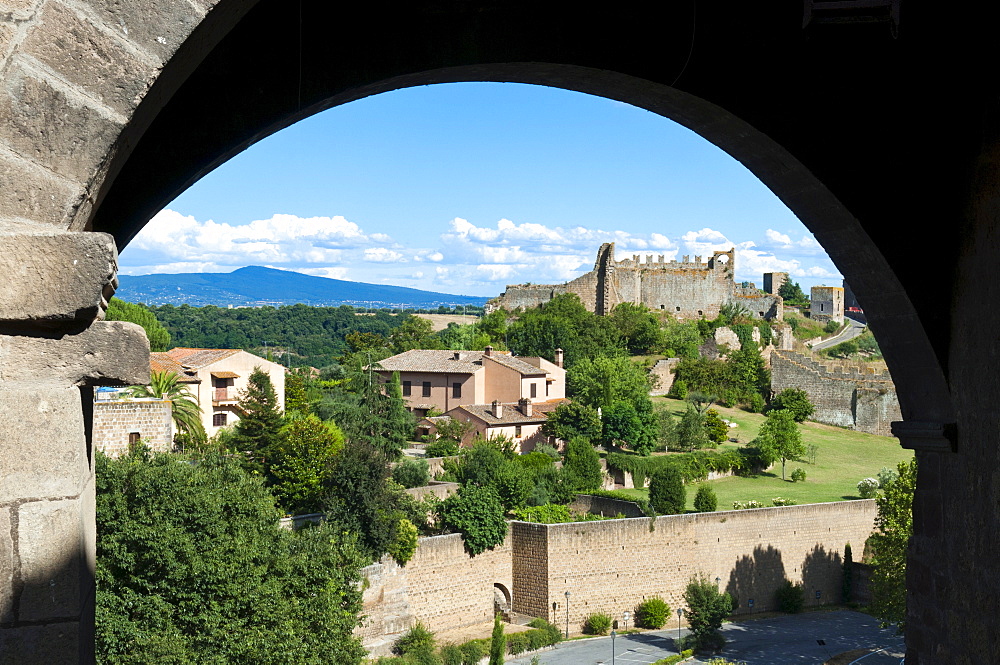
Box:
<box><xmin>606</xmin><ymin>449</ymin><xmax>767</xmax><ymax>486</ymax></box>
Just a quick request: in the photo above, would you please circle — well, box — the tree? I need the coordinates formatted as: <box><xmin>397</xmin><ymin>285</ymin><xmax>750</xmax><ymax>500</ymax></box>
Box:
<box><xmin>767</xmin><ymin>388</ymin><xmax>814</xmax><ymax>422</ymax></box>
<box><xmin>270</xmin><ymin>414</ymin><xmax>344</xmax><ymax>515</ymax></box>
<box><xmin>694</xmin><ymin>485</ymin><xmax>718</xmax><ymax>512</ymax></box>
<box><xmin>562</xmin><ymin>437</ymin><xmax>603</xmax><ymax>491</ymax></box>
<box><xmin>232</xmin><ymin>367</ymin><xmax>285</xmax><ymax>473</ymax></box>
<box><xmin>609</xmin><ymin>302</ymin><xmax>663</xmax><ymax>355</ymax></box>
<box><xmin>95</xmin><ymin>449</ymin><xmax>367</xmax><ymax>664</ymax></box>
<box><xmin>601</xmin><ymin>400</ymin><xmax>656</xmax><ymax>454</ymax></box>
<box><xmin>106</xmin><ymin>297</ymin><xmax>171</xmax><ymax>351</ymax></box>
<box><xmin>683</xmin><ymin>574</ymin><xmax>733</xmax><ymax>649</ymax></box>
<box><xmin>703</xmin><ymin>409</ymin><xmax>729</xmax><ymax>445</ymax></box>
<box><xmin>567</xmin><ymin>356</ymin><xmax>653</xmax><ymax>410</ymax></box>
<box><xmin>454</xmin><ymin>440</ymin><xmax>531</xmax><ymax>511</ymax></box>
<box><xmin>440</xmin><ymin>484</ymin><xmax>508</xmax><ymax>556</ymax></box>
<box><xmin>671</xmin><ymin>404</ymin><xmax>708</xmax><ymax>452</ymax></box>
<box><xmin>392</xmin><ymin>457</ymin><xmax>431</xmax><ymax>489</ymax></box>
<box><xmin>649</xmin><ymin>465</ymin><xmax>685</xmax><ymax>515</ymax></box>
<box><xmin>778</xmin><ymin>280</ymin><xmax>808</xmax><ymax>306</ymax></box>
<box><xmin>489</xmin><ymin>613</ymin><xmax>506</xmax><ymax>665</ymax></box>
<box><xmin>129</xmin><ymin>370</ymin><xmax>205</xmax><ymax>448</ymax></box>
<box><xmin>753</xmin><ymin>409</ymin><xmax>805</xmax><ymax>481</ymax></box>
<box><xmin>283</xmin><ymin>371</ymin><xmax>313</xmax><ymax>416</ymax></box>
<box><xmin>541</xmin><ymin>401</ymin><xmax>602</xmax><ymax>443</ymax></box>
<box><xmin>868</xmin><ymin>458</ymin><xmax>916</xmax><ymax>632</ymax></box>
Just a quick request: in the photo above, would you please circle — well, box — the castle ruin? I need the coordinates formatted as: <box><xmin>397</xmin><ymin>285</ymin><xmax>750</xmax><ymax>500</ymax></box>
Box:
<box><xmin>488</xmin><ymin>243</ymin><xmax>783</xmax><ymax>320</ymax></box>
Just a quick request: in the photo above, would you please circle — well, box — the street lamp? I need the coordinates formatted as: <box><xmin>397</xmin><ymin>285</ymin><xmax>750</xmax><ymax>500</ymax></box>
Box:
<box><xmin>623</xmin><ymin>610</ymin><xmax>631</xmax><ymax>631</ymax></box>
<box><xmin>676</xmin><ymin>607</ymin><xmax>684</xmax><ymax>646</ymax></box>
<box><xmin>565</xmin><ymin>591</ymin><xmax>571</xmax><ymax>639</ymax></box>
<box><xmin>715</xmin><ymin>576</ymin><xmax>721</xmax><ymax>588</ymax></box>
<box><xmin>611</xmin><ymin>629</ymin><xmax>617</xmax><ymax>665</ymax></box>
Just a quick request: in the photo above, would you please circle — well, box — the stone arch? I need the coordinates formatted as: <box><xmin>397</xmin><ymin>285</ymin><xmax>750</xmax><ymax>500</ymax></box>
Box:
<box><xmin>5</xmin><ymin>3</ymin><xmax>995</xmax><ymax>663</ymax></box>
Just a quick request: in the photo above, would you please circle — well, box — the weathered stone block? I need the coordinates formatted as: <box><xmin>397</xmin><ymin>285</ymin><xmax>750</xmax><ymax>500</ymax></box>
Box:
<box><xmin>0</xmin><ymin>224</ymin><xmax>117</xmax><ymax>325</ymax></box>
<box><xmin>0</xmin><ymin>507</ymin><xmax>14</xmax><ymax>624</ymax></box>
<box><xmin>17</xmin><ymin>498</ymin><xmax>83</xmax><ymax>622</ymax></box>
<box><xmin>21</xmin><ymin>2</ymin><xmax>154</xmax><ymax>115</ymax></box>
<box><xmin>0</xmin><ymin>386</ymin><xmax>87</xmax><ymax>503</ymax></box>
<box><xmin>0</xmin><ymin>320</ymin><xmax>151</xmax><ymax>386</ymax></box>
<box><xmin>0</xmin><ymin>151</ymin><xmax>81</xmax><ymax>226</ymax></box>
<box><xmin>73</xmin><ymin>0</ymin><xmax>203</xmax><ymax>61</ymax></box>
<box><xmin>0</xmin><ymin>65</ymin><xmax>123</xmax><ymax>181</ymax></box>
<box><xmin>0</xmin><ymin>621</ymin><xmax>80</xmax><ymax>665</ymax></box>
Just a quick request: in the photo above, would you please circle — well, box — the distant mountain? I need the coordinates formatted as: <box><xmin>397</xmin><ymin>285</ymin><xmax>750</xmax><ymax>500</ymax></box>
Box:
<box><xmin>116</xmin><ymin>266</ymin><xmax>490</xmax><ymax>308</ymax></box>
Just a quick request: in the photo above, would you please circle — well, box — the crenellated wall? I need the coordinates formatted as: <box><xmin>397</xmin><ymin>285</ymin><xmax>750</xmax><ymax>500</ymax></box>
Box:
<box><xmin>770</xmin><ymin>350</ymin><xmax>900</xmax><ymax>436</ymax></box>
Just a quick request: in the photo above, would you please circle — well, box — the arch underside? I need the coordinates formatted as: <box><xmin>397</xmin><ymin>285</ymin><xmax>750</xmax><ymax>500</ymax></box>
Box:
<box><xmin>5</xmin><ymin>2</ymin><xmax>998</xmax><ymax>662</ymax></box>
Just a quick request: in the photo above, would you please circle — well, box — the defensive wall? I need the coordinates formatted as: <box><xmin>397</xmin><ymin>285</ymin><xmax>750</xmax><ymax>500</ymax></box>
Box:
<box><xmin>359</xmin><ymin>500</ymin><xmax>876</xmax><ymax>655</ymax></box>
<box><xmin>92</xmin><ymin>399</ymin><xmax>173</xmax><ymax>457</ymax></box>
<box><xmin>489</xmin><ymin>243</ymin><xmax>782</xmax><ymax>320</ymax></box>
<box><xmin>770</xmin><ymin>350</ymin><xmax>901</xmax><ymax>436</ymax></box>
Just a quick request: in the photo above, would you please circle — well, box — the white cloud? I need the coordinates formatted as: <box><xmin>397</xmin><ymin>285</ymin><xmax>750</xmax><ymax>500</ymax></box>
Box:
<box><xmin>364</xmin><ymin>248</ymin><xmax>406</xmax><ymax>263</ymax></box>
<box><xmin>297</xmin><ymin>266</ymin><xmax>350</xmax><ymax>280</ymax></box>
<box><xmin>765</xmin><ymin>229</ymin><xmax>793</xmax><ymax>245</ymax></box>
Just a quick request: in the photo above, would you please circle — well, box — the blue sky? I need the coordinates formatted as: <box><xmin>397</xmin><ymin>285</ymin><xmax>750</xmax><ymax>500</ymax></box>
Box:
<box><xmin>119</xmin><ymin>83</ymin><xmax>842</xmax><ymax>298</ymax></box>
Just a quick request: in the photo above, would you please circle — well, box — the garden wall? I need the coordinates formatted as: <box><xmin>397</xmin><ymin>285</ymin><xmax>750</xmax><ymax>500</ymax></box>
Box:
<box><xmin>359</xmin><ymin>500</ymin><xmax>876</xmax><ymax>655</ymax></box>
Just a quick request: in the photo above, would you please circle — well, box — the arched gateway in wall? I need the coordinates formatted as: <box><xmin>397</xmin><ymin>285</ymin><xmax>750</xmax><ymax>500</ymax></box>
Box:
<box><xmin>1</xmin><ymin>3</ymin><xmax>996</xmax><ymax>662</ymax></box>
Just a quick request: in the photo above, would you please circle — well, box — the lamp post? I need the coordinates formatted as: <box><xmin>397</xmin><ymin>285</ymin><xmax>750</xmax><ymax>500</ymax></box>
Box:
<box><xmin>715</xmin><ymin>576</ymin><xmax>721</xmax><ymax>588</ymax></box>
<box><xmin>676</xmin><ymin>608</ymin><xmax>683</xmax><ymax>647</ymax></box>
<box><xmin>565</xmin><ymin>591</ymin><xmax>571</xmax><ymax>639</ymax></box>
<box><xmin>623</xmin><ymin>610</ymin><xmax>631</xmax><ymax>631</ymax></box>
<box><xmin>611</xmin><ymin>629</ymin><xmax>616</xmax><ymax>665</ymax></box>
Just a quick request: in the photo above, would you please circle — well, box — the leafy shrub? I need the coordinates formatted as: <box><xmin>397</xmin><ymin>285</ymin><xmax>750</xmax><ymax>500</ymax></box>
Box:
<box><xmin>513</xmin><ymin>503</ymin><xmax>573</xmax><ymax>524</ymax></box>
<box><xmin>424</xmin><ymin>438</ymin><xmax>461</xmax><ymax>458</ymax></box>
<box><xmin>534</xmin><ymin>443</ymin><xmax>562</xmax><ymax>462</ymax></box>
<box><xmin>771</xmin><ymin>497</ymin><xmax>796</xmax><ymax>506</ymax></box>
<box><xmin>583</xmin><ymin>612</ymin><xmax>612</xmax><ymax>635</ymax></box>
<box><xmin>857</xmin><ymin>477</ymin><xmax>880</xmax><ymax>499</ymax></box>
<box><xmin>526</xmin><ymin>618</ymin><xmax>562</xmax><ymax>646</ymax></box>
<box><xmin>636</xmin><ymin>596</ymin><xmax>670</xmax><ymax>629</ymax></box>
<box><xmin>394</xmin><ymin>622</ymin><xmax>436</xmax><ymax>655</ymax></box>
<box><xmin>440</xmin><ymin>644</ymin><xmax>463</xmax><ymax>665</ymax></box>
<box><xmin>703</xmin><ymin>409</ymin><xmax>729</xmax><ymax>445</ymax></box>
<box><xmin>440</xmin><ymin>485</ymin><xmax>508</xmax><ymax>556</ymax></box>
<box><xmin>767</xmin><ymin>388</ymin><xmax>814</xmax><ymax>422</ymax></box>
<box><xmin>506</xmin><ymin>633</ymin><xmax>530</xmax><ymax>655</ymax></box>
<box><xmin>732</xmin><ymin>500</ymin><xmax>763</xmax><ymax>510</ymax></box>
<box><xmin>694</xmin><ymin>485</ymin><xmax>718</xmax><ymax>513</ymax></box>
<box><xmin>877</xmin><ymin>466</ymin><xmax>899</xmax><ymax>489</ymax></box>
<box><xmin>652</xmin><ymin>651</ymin><xmax>694</xmax><ymax>665</ymax></box>
<box><xmin>392</xmin><ymin>457</ymin><xmax>430</xmax><ymax>489</ymax></box>
<box><xmin>824</xmin><ymin>320</ymin><xmax>840</xmax><ymax>334</ymax></box>
<box><xmin>459</xmin><ymin>640</ymin><xmax>485</xmax><ymax>665</ymax></box>
<box><xmin>775</xmin><ymin>580</ymin><xmax>805</xmax><ymax>613</ymax></box>
<box><xmin>790</xmin><ymin>467</ymin><xmax>806</xmax><ymax>483</ymax></box>
<box><xmin>649</xmin><ymin>466</ymin><xmax>685</xmax><ymax>515</ymax></box>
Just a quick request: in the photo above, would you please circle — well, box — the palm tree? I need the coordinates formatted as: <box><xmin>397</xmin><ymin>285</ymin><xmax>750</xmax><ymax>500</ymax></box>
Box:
<box><xmin>130</xmin><ymin>371</ymin><xmax>206</xmax><ymax>447</ymax></box>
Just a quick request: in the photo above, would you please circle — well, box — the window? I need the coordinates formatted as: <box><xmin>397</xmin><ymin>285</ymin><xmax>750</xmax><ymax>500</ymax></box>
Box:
<box><xmin>515</xmin><ymin>425</ymin><xmax>522</xmax><ymax>438</ymax></box>
<box><xmin>422</xmin><ymin>381</ymin><xmax>431</xmax><ymax>397</ymax></box>
<box><xmin>402</xmin><ymin>381</ymin><xmax>411</xmax><ymax>396</ymax></box>
<box><xmin>213</xmin><ymin>413</ymin><xmax>227</xmax><ymax>427</ymax></box>
<box><xmin>530</xmin><ymin>383</ymin><xmax>537</xmax><ymax>398</ymax></box>
<box><xmin>128</xmin><ymin>432</ymin><xmax>141</xmax><ymax>444</ymax></box>
<box><xmin>546</xmin><ymin>382</ymin><xmax>550</xmax><ymax>397</ymax></box>
<box><xmin>453</xmin><ymin>382</ymin><xmax>462</xmax><ymax>398</ymax></box>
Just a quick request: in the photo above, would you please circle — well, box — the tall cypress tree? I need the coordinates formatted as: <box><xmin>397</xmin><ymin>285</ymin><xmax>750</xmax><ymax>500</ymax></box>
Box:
<box><xmin>233</xmin><ymin>367</ymin><xmax>285</xmax><ymax>474</ymax></box>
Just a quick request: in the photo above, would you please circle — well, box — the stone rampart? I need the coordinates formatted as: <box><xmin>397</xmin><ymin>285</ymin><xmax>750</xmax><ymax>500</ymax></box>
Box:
<box><xmin>359</xmin><ymin>500</ymin><xmax>876</xmax><ymax>653</ymax></box>
<box><xmin>93</xmin><ymin>399</ymin><xmax>173</xmax><ymax>457</ymax></box>
<box><xmin>649</xmin><ymin>358</ymin><xmax>679</xmax><ymax>396</ymax></box>
<box><xmin>770</xmin><ymin>350</ymin><xmax>900</xmax><ymax>436</ymax></box>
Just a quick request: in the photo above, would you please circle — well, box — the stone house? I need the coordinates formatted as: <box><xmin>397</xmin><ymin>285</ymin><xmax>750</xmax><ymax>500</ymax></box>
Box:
<box><xmin>149</xmin><ymin>348</ymin><xmax>286</xmax><ymax>437</ymax></box>
<box><xmin>417</xmin><ymin>398</ymin><xmax>568</xmax><ymax>453</ymax></box>
<box><xmin>373</xmin><ymin>346</ymin><xmax>566</xmax><ymax>419</ymax></box>
<box><xmin>92</xmin><ymin>392</ymin><xmax>174</xmax><ymax>458</ymax></box>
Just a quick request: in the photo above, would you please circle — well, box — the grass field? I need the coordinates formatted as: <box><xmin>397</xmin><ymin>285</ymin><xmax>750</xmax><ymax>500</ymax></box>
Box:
<box><xmin>621</xmin><ymin>397</ymin><xmax>914</xmax><ymax>511</ymax></box>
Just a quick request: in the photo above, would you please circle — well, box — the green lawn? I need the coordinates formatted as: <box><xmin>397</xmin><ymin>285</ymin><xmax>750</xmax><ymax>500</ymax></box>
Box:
<box><xmin>636</xmin><ymin>397</ymin><xmax>914</xmax><ymax>510</ymax></box>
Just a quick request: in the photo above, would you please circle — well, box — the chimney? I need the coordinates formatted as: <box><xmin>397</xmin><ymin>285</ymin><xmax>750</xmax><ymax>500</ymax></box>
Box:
<box><xmin>492</xmin><ymin>400</ymin><xmax>503</xmax><ymax>418</ymax></box>
<box><xmin>519</xmin><ymin>398</ymin><xmax>532</xmax><ymax>416</ymax></box>
<box><xmin>555</xmin><ymin>348</ymin><xmax>564</xmax><ymax>368</ymax></box>
<box><xmin>484</xmin><ymin>345</ymin><xmax>493</xmax><ymax>357</ymax></box>
<box><xmin>453</xmin><ymin>351</ymin><xmax>463</xmax><ymax>360</ymax></box>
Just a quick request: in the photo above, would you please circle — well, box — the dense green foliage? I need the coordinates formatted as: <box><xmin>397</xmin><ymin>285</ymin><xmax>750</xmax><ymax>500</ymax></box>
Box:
<box><xmin>775</xmin><ymin>580</ymin><xmax>805</xmax><ymax>613</ymax></box>
<box><xmin>107</xmin><ymin>297</ymin><xmax>172</xmax><ymax>351</ymax></box>
<box><xmin>440</xmin><ymin>485</ymin><xmax>508</xmax><ymax>556</ymax></box>
<box><xmin>635</xmin><ymin>596</ymin><xmax>670</xmax><ymax>629</ymax></box>
<box><xmin>693</xmin><ymin>485</ymin><xmax>718</xmax><ymax>512</ymax></box>
<box><xmin>321</xmin><ymin>372</ymin><xmax>414</xmax><ymax>459</ymax></box>
<box><xmin>489</xmin><ymin>614</ymin><xmax>505</xmax><ymax>665</ymax></box>
<box><xmin>505</xmin><ymin>294</ymin><xmax>625</xmax><ymax>367</ymax></box>
<box><xmin>583</xmin><ymin>612</ymin><xmax>612</xmax><ymax>635</ymax></box>
<box><xmin>150</xmin><ymin>303</ymin><xmax>408</xmax><ymax>368</ymax></box>
<box><xmin>683</xmin><ymin>574</ymin><xmax>734</xmax><ymax>650</ymax></box>
<box><xmin>778</xmin><ymin>280</ymin><xmax>808</xmax><ymax>306</ymax></box>
<box><xmin>393</xmin><ymin>457</ymin><xmax>431</xmax><ymax>489</ymax></box>
<box><xmin>562</xmin><ymin>437</ymin><xmax>604</xmax><ymax>491</ymax></box>
<box><xmin>768</xmin><ymin>388</ymin><xmax>814</xmax><ymax>422</ymax></box>
<box><xmin>541</xmin><ymin>401</ymin><xmax>602</xmax><ymax>442</ymax></box>
<box><xmin>270</xmin><ymin>414</ymin><xmax>344</xmax><ymax>514</ymax></box>
<box><xmin>605</xmin><ymin>448</ymin><xmax>764</xmax><ymax>488</ymax></box>
<box><xmin>567</xmin><ymin>355</ymin><xmax>654</xmax><ymax>410</ymax></box>
<box><xmin>649</xmin><ymin>466</ymin><xmax>685</xmax><ymax>515</ymax></box>
<box><xmin>95</xmin><ymin>449</ymin><xmax>366</xmax><ymax>664</ymax></box>
<box><xmin>232</xmin><ymin>367</ymin><xmax>285</xmax><ymax>473</ymax></box>
<box><xmin>670</xmin><ymin>349</ymin><xmax>769</xmax><ymax>411</ymax></box>
<box><xmin>868</xmin><ymin>458</ymin><xmax>916</xmax><ymax>632</ymax></box>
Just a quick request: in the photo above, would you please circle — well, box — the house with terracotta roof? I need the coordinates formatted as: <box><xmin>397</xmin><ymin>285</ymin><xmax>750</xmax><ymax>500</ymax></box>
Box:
<box><xmin>149</xmin><ymin>348</ymin><xmax>286</xmax><ymax>437</ymax></box>
<box><xmin>373</xmin><ymin>346</ymin><xmax>566</xmax><ymax>419</ymax></box>
<box><xmin>417</xmin><ymin>398</ymin><xmax>568</xmax><ymax>453</ymax></box>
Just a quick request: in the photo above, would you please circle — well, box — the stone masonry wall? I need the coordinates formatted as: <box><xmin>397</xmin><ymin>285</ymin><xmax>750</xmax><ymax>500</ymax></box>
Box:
<box><xmin>359</xmin><ymin>500</ymin><xmax>875</xmax><ymax>653</ymax></box>
<box><xmin>649</xmin><ymin>358</ymin><xmax>679</xmax><ymax>396</ymax></box>
<box><xmin>770</xmin><ymin>350</ymin><xmax>901</xmax><ymax>436</ymax></box>
<box><xmin>92</xmin><ymin>399</ymin><xmax>173</xmax><ymax>457</ymax></box>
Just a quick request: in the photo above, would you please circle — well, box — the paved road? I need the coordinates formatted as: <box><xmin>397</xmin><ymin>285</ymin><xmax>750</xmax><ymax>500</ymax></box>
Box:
<box><xmin>811</xmin><ymin>318</ymin><xmax>865</xmax><ymax>351</ymax></box>
<box><xmin>507</xmin><ymin>611</ymin><xmax>903</xmax><ymax>665</ymax></box>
